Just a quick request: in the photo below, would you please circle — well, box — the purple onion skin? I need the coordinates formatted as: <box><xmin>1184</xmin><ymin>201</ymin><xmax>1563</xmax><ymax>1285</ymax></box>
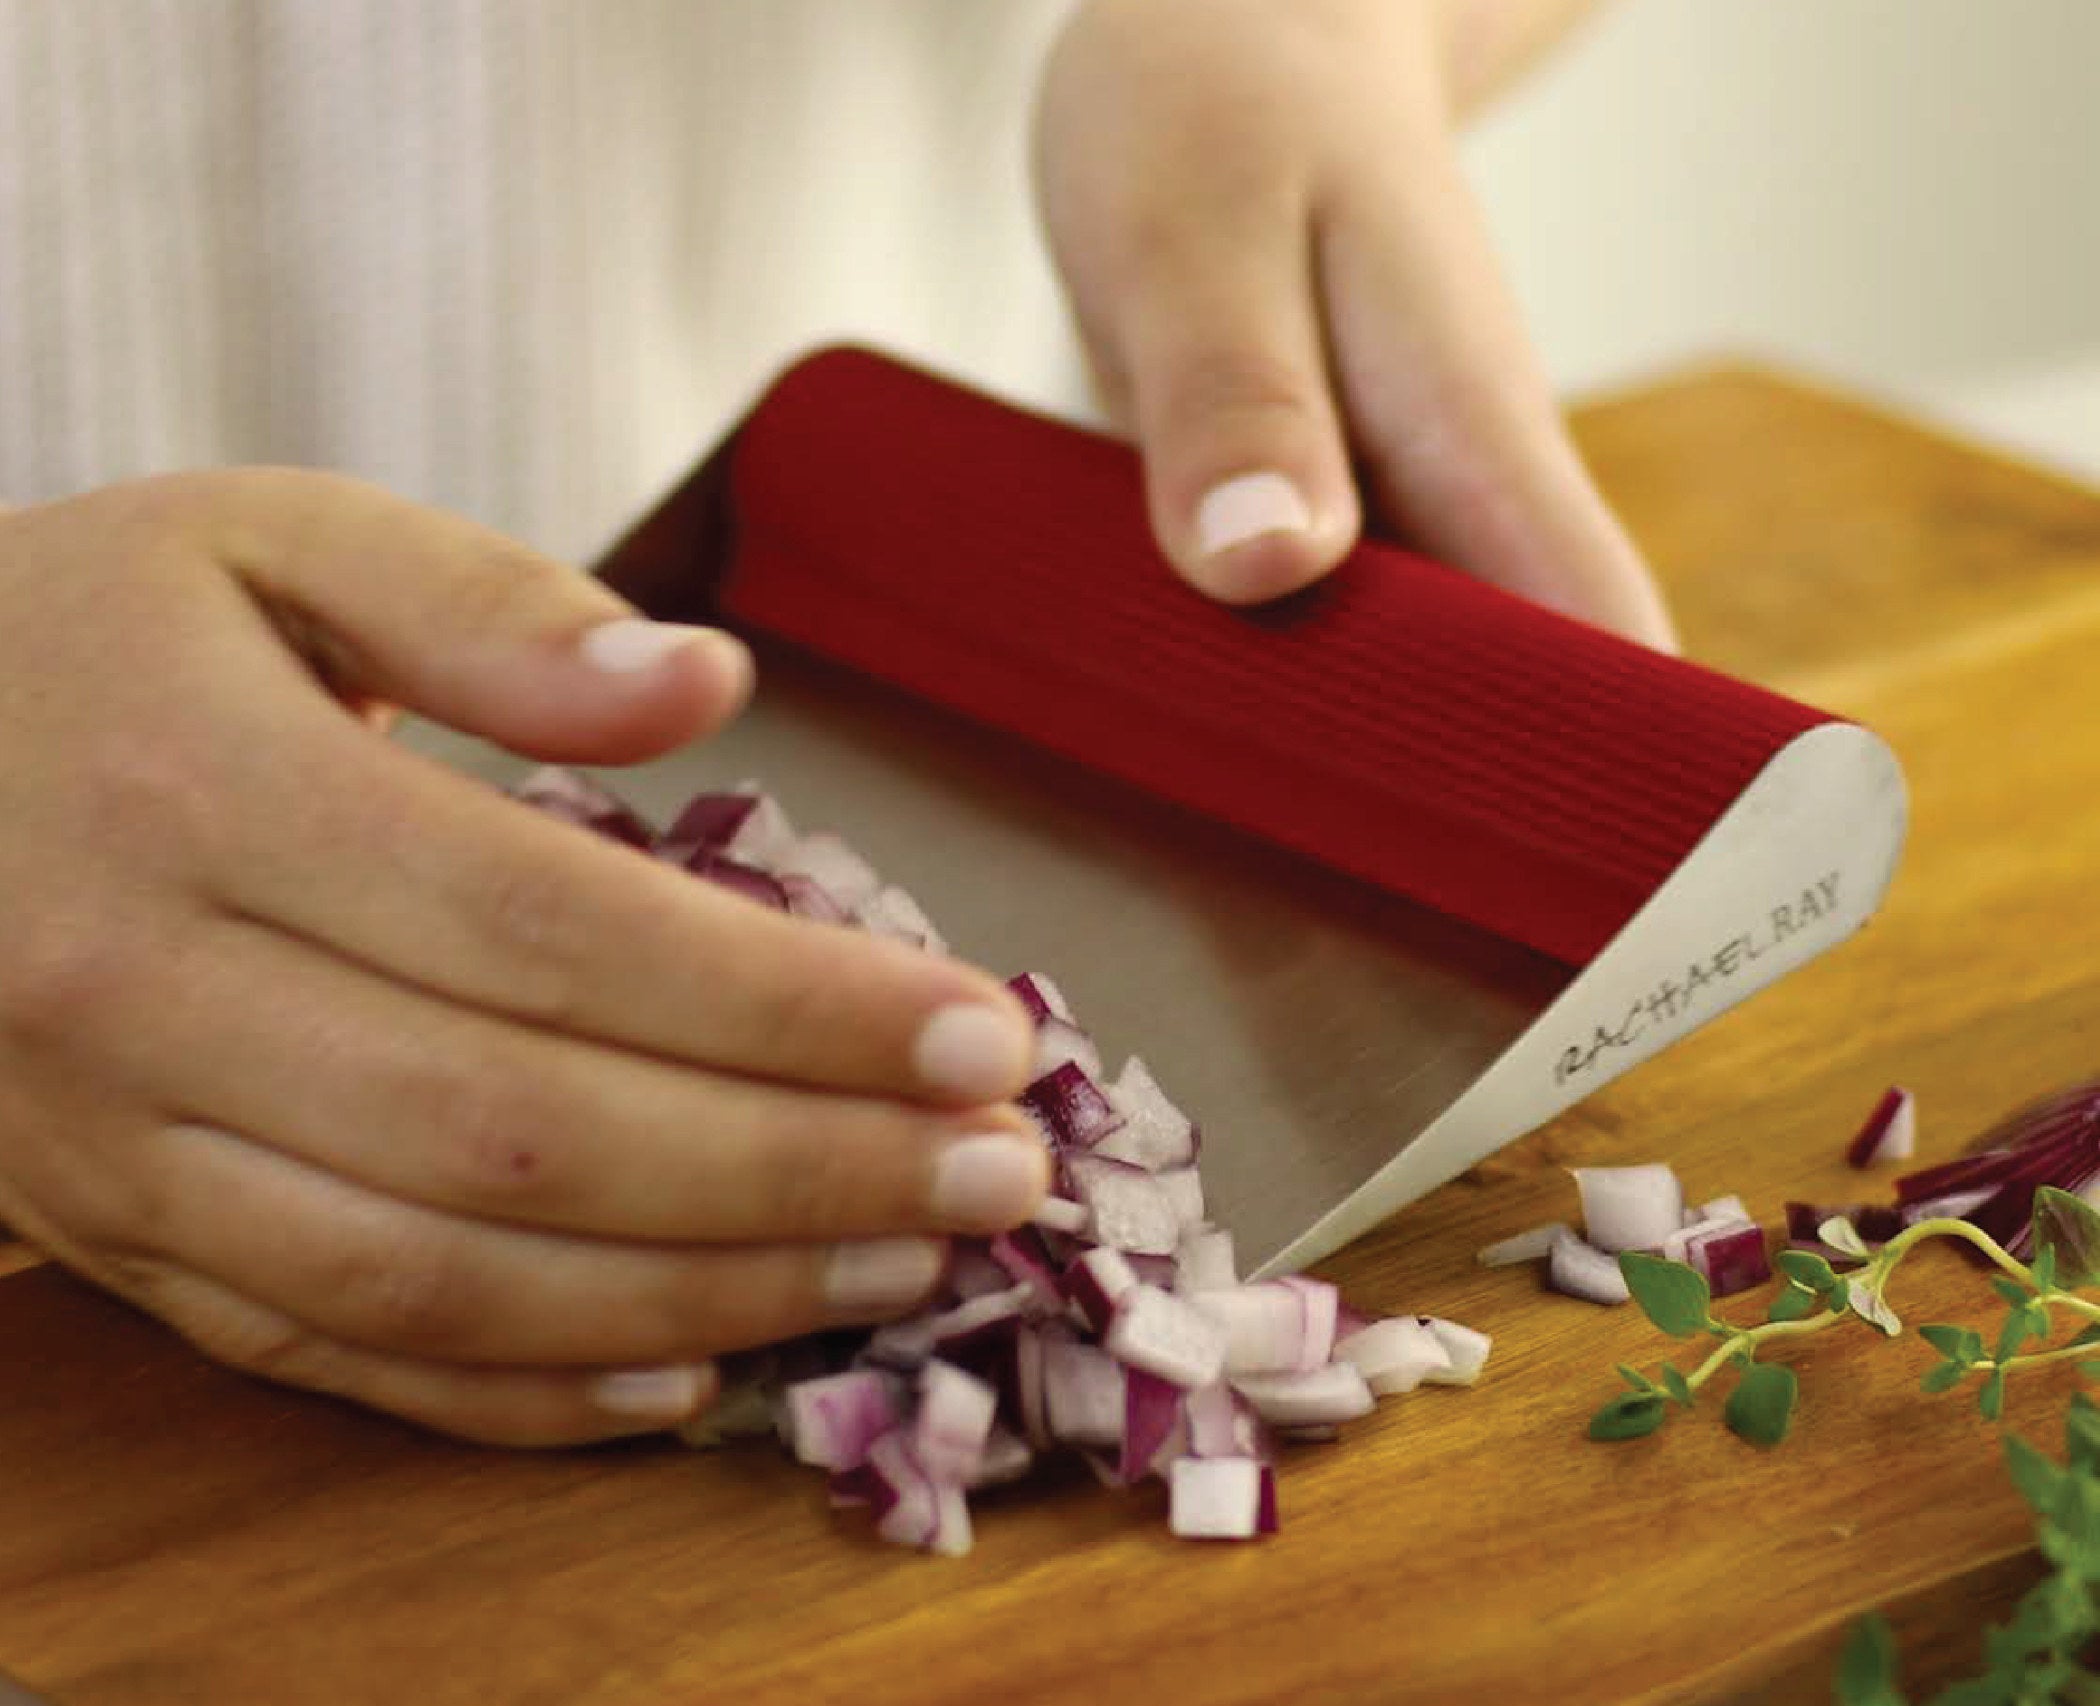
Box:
<box><xmin>662</xmin><ymin>792</ymin><xmax>758</xmax><ymax>854</ymax></box>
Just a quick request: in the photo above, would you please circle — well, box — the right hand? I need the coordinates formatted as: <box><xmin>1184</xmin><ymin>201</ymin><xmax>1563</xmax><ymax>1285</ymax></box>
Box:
<box><xmin>0</xmin><ymin>471</ymin><xmax>1048</xmax><ymax>1445</ymax></box>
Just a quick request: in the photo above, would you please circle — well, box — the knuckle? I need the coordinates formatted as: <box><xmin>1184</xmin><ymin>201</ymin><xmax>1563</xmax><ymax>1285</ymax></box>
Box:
<box><xmin>1157</xmin><ymin>344</ymin><xmax>1322</xmax><ymax>441</ymax></box>
<box><xmin>416</xmin><ymin>1056</ymin><xmax>572</xmax><ymax>1210</ymax></box>
<box><xmin>464</xmin><ymin>857</ymin><xmax>593</xmax><ymax>1019</ymax></box>
<box><xmin>0</xmin><ymin>910</ymin><xmax>140</xmax><ymax>1051</ymax></box>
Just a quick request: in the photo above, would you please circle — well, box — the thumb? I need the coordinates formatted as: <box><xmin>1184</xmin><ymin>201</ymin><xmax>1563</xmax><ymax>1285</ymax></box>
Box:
<box><xmin>190</xmin><ymin>468</ymin><xmax>750</xmax><ymax>763</ymax></box>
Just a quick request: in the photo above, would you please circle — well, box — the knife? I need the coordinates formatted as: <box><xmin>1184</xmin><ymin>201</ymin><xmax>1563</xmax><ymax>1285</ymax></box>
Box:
<box><xmin>420</xmin><ymin>345</ymin><xmax>1907</xmax><ymax>1276</ymax></box>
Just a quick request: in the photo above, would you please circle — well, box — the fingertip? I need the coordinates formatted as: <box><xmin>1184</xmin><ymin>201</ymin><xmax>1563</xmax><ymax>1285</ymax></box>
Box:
<box><xmin>1174</xmin><ymin>470</ymin><xmax>1358</xmax><ymax>604</ymax></box>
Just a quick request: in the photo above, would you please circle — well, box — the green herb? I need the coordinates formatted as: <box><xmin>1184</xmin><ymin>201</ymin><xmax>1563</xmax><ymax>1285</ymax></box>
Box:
<box><xmin>1586</xmin><ymin>1183</ymin><xmax>2100</xmax><ymax>1699</ymax></box>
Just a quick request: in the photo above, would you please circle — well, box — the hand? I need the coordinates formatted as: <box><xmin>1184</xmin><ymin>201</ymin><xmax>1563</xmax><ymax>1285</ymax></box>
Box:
<box><xmin>0</xmin><ymin>471</ymin><xmax>1047</xmax><ymax>1445</ymax></box>
<box><xmin>1033</xmin><ymin>0</ymin><xmax>1676</xmax><ymax>648</ymax></box>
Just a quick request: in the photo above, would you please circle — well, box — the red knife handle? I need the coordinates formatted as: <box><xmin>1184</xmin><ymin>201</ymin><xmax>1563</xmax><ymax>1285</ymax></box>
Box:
<box><xmin>688</xmin><ymin>346</ymin><xmax>1828</xmax><ymax>968</ymax></box>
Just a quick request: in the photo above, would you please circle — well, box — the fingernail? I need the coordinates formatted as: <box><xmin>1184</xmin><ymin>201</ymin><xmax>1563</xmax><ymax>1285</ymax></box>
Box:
<box><xmin>824</xmin><ymin>1237</ymin><xmax>945</xmax><ymax>1315</ymax></box>
<box><xmin>580</xmin><ymin>617</ymin><xmax>749</xmax><ymax>689</ymax></box>
<box><xmin>1194</xmin><ymin>471</ymin><xmax>1313</xmax><ymax>558</ymax></box>
<box><xmin>912</xmin><ymin>1003</ymin><xmax>1032</xmax><ymax>1101</ymax></box>
<box><xmin>931</xmin><ymin>1133</ymin><xmax>1049</xmax><ymax>1229</ymax></box>
<box><xmin>588</xmin><ymin>1363</ymin><xmax>712</xmax><ymax>1422</ymax></box>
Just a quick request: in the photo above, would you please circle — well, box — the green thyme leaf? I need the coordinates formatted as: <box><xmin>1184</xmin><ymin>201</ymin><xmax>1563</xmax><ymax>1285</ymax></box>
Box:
<box><xmin>2067</xmin><ymin>1394</ymin><xmax>2100</xmax><ymax>1474</ymax></box>
<box><xmin>1979</xmin><ymin>1368</ymin><xmax>2008</xmax><ymax>1422</ymax></box>
<box><xmin>1995</xmin><ymin>1308</ymin><xmax>2034</xmax><ymax>1366</ymax></box>
<box><xmin>1618</xmin><ymin>1252</ymin><xmax>1711</xmax><ymax>1339</ymax></box>
<box><xmin>1833</xmin><ymin>1613</ymin><xmax>1905</xmax><ymax>1706</ymax></box>
<box><xmin>1920</xmin><ymin>1361</ymin><xmax>1968</xmax><ymax>1395</ymax></box>
<box><xmin>1587</xmin><ymin>1392</ymin><xmax>1668</xmax><ymax>1442</ymax></box>
<box><xmin>2032</xmin><ymin>1187</ymin><xmax>2100</xmax><ymax>1288</ymax></box>
<box><xmin>1660</xmin><ymin>1365</ymin><xmax>1695</xmax><ymax>1408</ymax></box>
<box><xmin>1920</xmin><ymin>1324</ymin><xmax>1977</xmax><ymax>1365</ymax></box>
<box><xmin>2004</xmin><ymin>1433</ymin><xmax>2066</xmax><ymax>1517</ymax></box>
<box><xmin>1776</xmin><ymin>1249</ymin><xmax>1840</xmax><ymax>1293</ymax></box>
<box><xmin>1724</xmin><ymin>1361</ymin><xmax>1797</xmax><ymax>1447</ymax></box>
<box><xmin>1615</xmin><ymin>1363</ymin><xmax>1656</xmax><ymax>1394</ymax></box>
<box><xmin>1992</xmin><ymin>1275</ymin><xmax>2033</xmax><ymax>1308</ymax></box>
<box><xmin>1766</xmin><ymin>1284</ymin><xmax>1817</xmax><ymax>1324</ymax></box>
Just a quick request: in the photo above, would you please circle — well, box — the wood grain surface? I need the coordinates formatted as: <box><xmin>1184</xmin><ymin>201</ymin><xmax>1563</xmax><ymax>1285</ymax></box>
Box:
<box><xmin>5</xmin><ymin>365</ymin><xmax>2100</xmax><ymax>1705</ymax></box>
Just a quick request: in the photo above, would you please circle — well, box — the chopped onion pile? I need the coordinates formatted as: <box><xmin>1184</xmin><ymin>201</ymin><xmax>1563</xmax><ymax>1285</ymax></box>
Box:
<box><xmin>510</xmin><ymin>768</ymin><xmax>1489</xmax><ymax>1551</ymax></box>
<box><xmin>1480</xmin><ymin>1163</ymin><xmax>1772</xmax><ymax>1304</ymax></box>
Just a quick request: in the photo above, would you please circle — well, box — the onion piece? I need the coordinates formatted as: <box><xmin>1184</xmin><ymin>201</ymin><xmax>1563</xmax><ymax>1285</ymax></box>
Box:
<box><xmin>1176</xmin><ymin>1227</ymin><xmax>1238</xmax><ymax>1293</ymax></box>
<box><xmin>1120</xmin><ymin>1369</ymin><xmax>1186</xmax><ymax>1483</ymax></box>
<box><xmin>1157</xmin><ymin>1166</ymin><xmax>1206</xmax><ymax>1230</ymax></box>
<box><xmin>1416</xmin><ymin>1317</ymin><xmax>1493</xmax><ymax>1386</ymax></box>
<box><xmin>1093</xmin><ymin>1057</ymin><xmax>1200</xmax><ymax>1171</ymax></box>
<box><xmin>1571</xmin><ymin>1164</ymin><xmax>1687</xmax><ymax>1254</ymax></box>
<box><xmin>773</xmin><ymin>832</ymin><xmax>883</xmax><ymax>913</ymax></box>
<box><xmin>1031</xmin><ymin>1018</ymin><xmax>1104</xmax><ymax>1083</ymax></box>
<box><xmin>1066</xmin><ymin>1155</ymin><xmax>1181</xmax><ymax>1256</ymax></box>
<box><xmin>1042</xmin><ymin>1340</ymin><xmax>1126</xmax><ymax>1449</ymax></box>
<box><xmin>1334</xmin><ymin>1317</ymin><xmax>1451</xmax><ymax>1395</ymax></box>
<box><xmin>1031</xmin><ymin>1195</ymin><xmax>1090</xmax><ymax>1237</ymax></box>
<box><xmin>1007</xmin><ymin>972</ymin><xmax>1075</xmax><ymax>1026</ymax></box>
<box><xmin>1476</xmin><ymin>1221</ymin><xmax>1570</xmax><ymax>1268</ymax></box>
<box><xmin>1230</xmin><ymin>1364</ymin><xmax>1376</xmax><ymax>1428</ymax></box>
<box><xmin>853</xmin><ymin>885</ymin><xmax>948</xmax><ymax>953</ymax></box>
<box><xmin>1547</xmin><ymin>1229</ymin><xmax>1631</xmax><ymax>1305</ymax></box>
<box><xmin>1681</xmin><ymin>1222</ymin><xmax>1772</xmax><ymax>1298</ymax></box>
<box><xmin>1020</xmin><ymin>1062</ymin><xmax>1123</xmax><ymax>1150</ymax></box>
<box><xmin>512</xmin><ymin>765</ymin><xmax>654</xmax><ymax>847</ymax></box>
<box><xmin>914</xmin><ymin>1361</ymin><xmax>998</xmax><ymax>1481</ymax></box>
<box><xmin>1847</xmin><ymin>1086</ymin><xmax>1918</xmax><ymax>1167</ymax></box>
<box><xmin>783</xmin><ymin>1370</ymin><xmax>904</xmax><ymax>1471</ymax></box>
<box><xmin>1169</xmin><ymin>1457</ymin><xmax>1277</xmax><ymax>1540</ymax></box>
<box><xmin>1063</xmin><ymin>1247</ymin><xmax>1140</xmax><ymax>1334</ymax></box>
<box><xmin>1103</xmin><ymin>1284</ymin><xmax>1229</xmax><ymax>1389</ymax></box>
<box><xmin>1190</xmin><ymin>1283</ymin><xmax>1313</xmax><ymax>1376</ymax></box>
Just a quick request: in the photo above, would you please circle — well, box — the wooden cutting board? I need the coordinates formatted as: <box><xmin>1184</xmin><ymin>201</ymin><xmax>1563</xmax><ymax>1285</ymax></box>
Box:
<box><xmin>5</xmin><ymin>365</ymin><xmax>2100</xmax><ymax>1705</ymax></box>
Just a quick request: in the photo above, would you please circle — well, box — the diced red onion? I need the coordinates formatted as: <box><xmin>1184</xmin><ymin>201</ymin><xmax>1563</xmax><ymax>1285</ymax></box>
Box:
<box><xmin>1176</xmin><ymin>1227</ymin><xmax>1238</xmax><ymax>1293</ymax></box>
<box><xmin>777</xmin><ymin>872</ymin><xmax>850</xmax><ymax>924</ymax></box>
<box><xmin>1191</xmin><ymin>1283</ymin><xmax>1315</xmax><ymax>1376</ymax></box>
<box><xmin>1547</xmin><ymin>1229</ymin><xmax>1631</xmax><ymax>1305</ymax></box>
<box><xmin>1846</xmin><ymin>1086</ymin><xmax>1917</xmax><ymax>1167</ymax></box>
<box><xmin>1571</xmin><ymin>1164</ymin><xmax>1687</xmax><ymax>1254</ymax></box>
<box><xmin>1031</xmin><ymin>1195</ymin><xmax>1091</xmax><ymax>1237</ymax></box>
<box><xmin>1183</xmin><ymin>1382</ymin><xmax>1261</xmax><ymax>1459</ymax></box>
<box><xmin>1063</xmin><ymin>1247</ymin><xmax>1139</xmax><ymax>1334</ymax></box>
<box><xmin>1102</xmin><ymin>1284</ymin><xmax>1229</xmax><ymax>1389</ymax></box>
<box><xmin>964</xmin><ymin>1426</ymin><xmax>1034</xmax><ymax>1490</ymax></box>
<box><xmin>1230</xmin><ymin>1364</ymin><xmax>1376</xmax><ymax>1427</ymax></box>
<box><xmin>1157</xmin><ymin>1166</ymin><xmax>1206</xmax><ymax>1229</ymax></box>
<box><xmin>1696</xmin><ymin>1194</ymin><xmax>1751</xmax><ymax>1226</ymax></box>
<box><xmin>914</xmin><ymin>1360</ymin><xmax>997</xmax><ymax>1481</ymax></box>
<box><xmin>1681</xmin><ymin>1222</ymin><xmax>1771</xmax><ymax>1297</ymax></box>
<box><xmin>1030</xmin><ymin>1017</ymin><xmax>1104</xmax><ymax>1083</ymax></box>
<box><xmin>1416</xmin><ymin>1317</ymin><xmax>1492</xmax><ymax>1386</ymax></box>
<box><xmin>516</xmin><ymin>771</ymin><xmax>1493</xmax><ymax>1554</ymax></box>
<box><xmin>1066</xmin><ymin>1155</ymin><xmax>1181</xmax><ymax>1255</ymax></box>
<box><xmin>1020</xmin><ymin>1062</ymin><xmax>1123</xmax><ymax>1150</ymax></box>
<box><xmin>773</xmin><ymin>831</ymin><xmax>883</xmax><ymax>913</ymax></box>
<box><xmin>1334</xmin><ymin>1317</ymin><xmax>1452</xmax><ymax>1395</ymax></box>
<box><xmin>512</xmin><ymin>766</ymin><xmax>654</xmax><ymax>847</ymax></box>
<box><xmin>1169</xmin><ymin>1457</ymin><xmax>1277</xmax><ymax>1540</ymax></box>
<box><xmin>783</xmin><ymin>1369</ymin><xmax>904</xmax><ymax>1471</ymax></box>
<box><xmin>1042</xmin><ymin>1340</ymin><xmax>1126</xmax><ymax>1448</ymax></box>
<box><xmin>1093</xmin><ymin>1057</ymin><xmax>1200</xmax><ymax>1171</ymax></box>
<box><xmin>1120</xmin><ymin>1369</ymin><xmax>1186</xmax><ymax>1483</ymax></box>
<box><xmin>1475</xmin><ymin>1221</ymin><xmax>1570</xmax><ymax>1268</ymax></box>
<box><xmin>853</xmin><ymin>885</ymin><xmax>948</xmax><ymax>953</ymax></box>
<box><xmin>1007</xmin><ymin>972</ymin><xmax>1075</xmax><ymax>1026</ymax></box>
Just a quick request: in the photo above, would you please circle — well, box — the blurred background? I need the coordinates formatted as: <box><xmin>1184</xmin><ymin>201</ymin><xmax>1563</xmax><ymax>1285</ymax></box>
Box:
<box><xmin>1465</xmin><ymin>0</ymin><xmax>2100</xmax><ymax>479</ymax></box>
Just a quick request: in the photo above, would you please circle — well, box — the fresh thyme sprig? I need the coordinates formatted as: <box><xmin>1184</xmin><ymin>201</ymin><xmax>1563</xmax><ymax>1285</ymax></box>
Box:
<box><xmin>1589</xmin><ymin>1184</ymin><xmax>2100</xmax><ymax>1701</ymax></box>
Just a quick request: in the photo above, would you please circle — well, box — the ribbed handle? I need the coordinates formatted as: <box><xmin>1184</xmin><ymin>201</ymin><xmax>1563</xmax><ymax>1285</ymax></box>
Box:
<box><xmin>711</xmin><ymin>346</ymin><xmax>1831</xmax><ymax>967</ymax></box>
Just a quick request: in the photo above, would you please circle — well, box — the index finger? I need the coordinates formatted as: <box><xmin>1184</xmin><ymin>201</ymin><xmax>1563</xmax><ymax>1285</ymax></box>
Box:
<box><xmin>217</xmin><ymin>710</ymin><xmax>1035</xmax><ymax>1107</ymax></box>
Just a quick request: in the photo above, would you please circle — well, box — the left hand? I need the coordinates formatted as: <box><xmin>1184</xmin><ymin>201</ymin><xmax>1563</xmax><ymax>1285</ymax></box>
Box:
<box><xmin>1032</xmin><ymin>0</ymin><xmax>1676</xmax><ymax>649</ymax></box>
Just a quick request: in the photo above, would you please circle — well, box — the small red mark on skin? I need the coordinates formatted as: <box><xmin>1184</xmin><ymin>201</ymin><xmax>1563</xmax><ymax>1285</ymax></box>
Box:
<box><xmin>505</xmin><ymin>1149</ymin><xmax>539</xmax><ymax>1181</ymax></box>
